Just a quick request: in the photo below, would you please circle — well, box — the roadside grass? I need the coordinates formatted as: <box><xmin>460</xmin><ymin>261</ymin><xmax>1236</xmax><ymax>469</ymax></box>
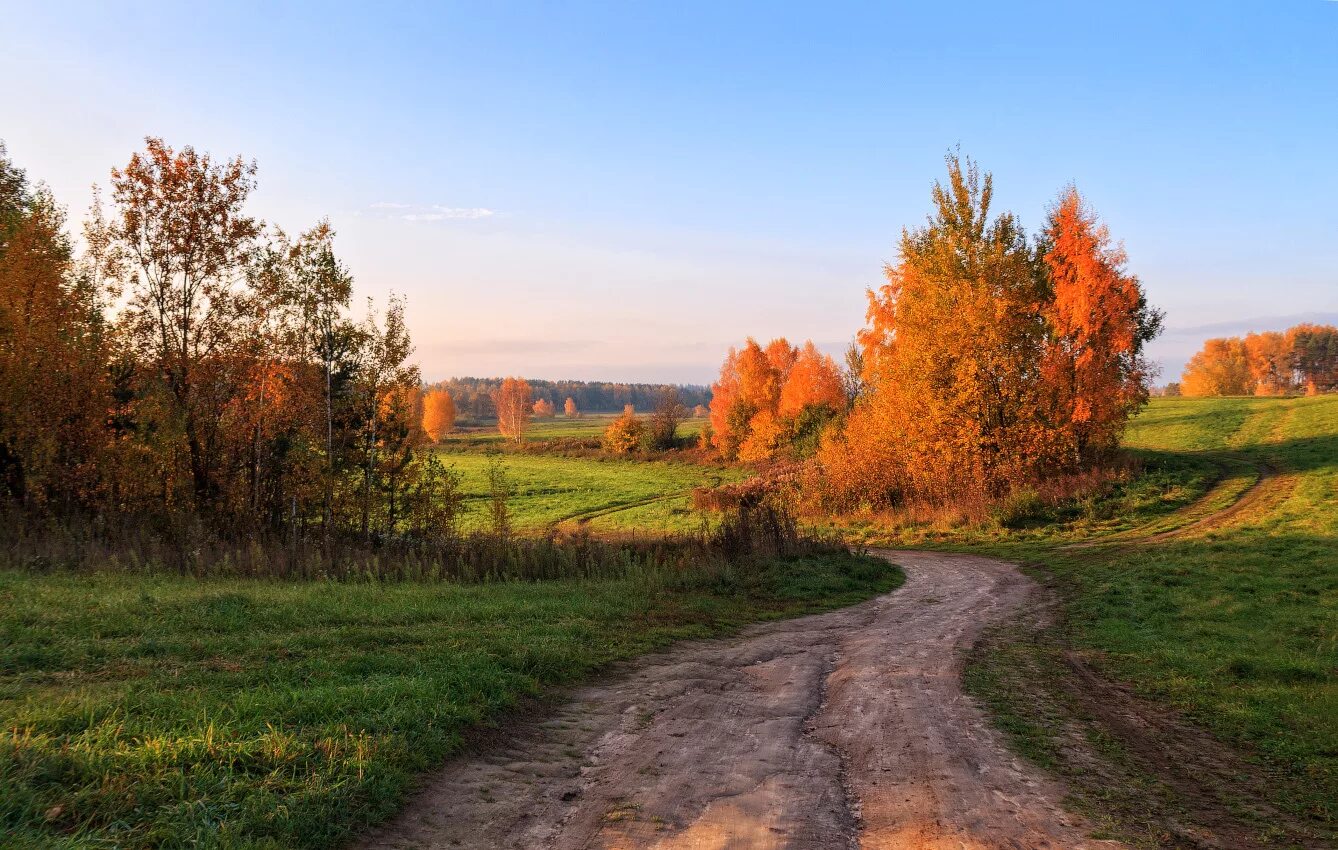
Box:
<box><xmin>0</xmin><ymin>550</ymin><xmax>901</xmax><ymax>849</ymax></box>
<box><xmin>951</xmin><ymin>395</ymin><xmax>1338</xmax><ymax>837</ymax></box>
<box><xmin>433</xmin><ymin>450</ymin><xmax>742</xmax><ymax>533</ymax></box>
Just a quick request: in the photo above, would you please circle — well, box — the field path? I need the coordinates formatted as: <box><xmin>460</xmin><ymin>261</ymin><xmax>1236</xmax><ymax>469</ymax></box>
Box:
<box><xmin>356</xmin><ymin>551</ymin><xmax>1121</xmax><ymax>850</ymax></box>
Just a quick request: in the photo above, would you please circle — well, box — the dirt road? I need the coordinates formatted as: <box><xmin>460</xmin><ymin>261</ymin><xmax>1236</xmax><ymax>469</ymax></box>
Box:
<box><xmin>357</xmin><ymin>551</ymin><xmax>1122</xmax><ymax>849</ymax></box>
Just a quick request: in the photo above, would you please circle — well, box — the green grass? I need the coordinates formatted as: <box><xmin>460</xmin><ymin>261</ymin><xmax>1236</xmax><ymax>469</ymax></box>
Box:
<box><xmin>0</xmin><ymin>551</ymin><xmax>901</xmax><ymax>849</ymax></box>
<box><xmin>443</xmin><ymin>413</ymin><xmax>707</xmax><ymax>446</ymax></box>
<box><xmin>954</xmin><ymin>395</ymin><xmax>1338</xmax><ymax>830</ymax></box>
<box><xmin>435</xmin><ymin>449</ymin><xmax>742</xmax><ymax>533</ymax></box>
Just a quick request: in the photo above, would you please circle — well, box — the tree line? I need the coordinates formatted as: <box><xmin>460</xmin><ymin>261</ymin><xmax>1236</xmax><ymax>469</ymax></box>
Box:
<box><xmin>429</xmin><ymin>376</ymin><xmax>710</xmax><ymax>422</ymax></box>
<box><xmin>1176</xmin><ymin>323</ymin><xmax>1338</xmax><ymax>397</ymax></box>
<box><xmin>0</xmin><ymin>139</ymin><xmax>453</xmax><ymax>542</ymax></box>
<box><xmin>707</xmin><ymin>155</ymin><xmax>1162</xmax><ymax>510</ymax></box>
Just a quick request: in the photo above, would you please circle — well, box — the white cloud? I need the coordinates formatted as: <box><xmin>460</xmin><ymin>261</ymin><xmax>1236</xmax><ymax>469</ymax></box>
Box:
<box><xmin>371</xmin><ymin>202</ymin><xmax>495</xmax><ymax>221</ymax></box>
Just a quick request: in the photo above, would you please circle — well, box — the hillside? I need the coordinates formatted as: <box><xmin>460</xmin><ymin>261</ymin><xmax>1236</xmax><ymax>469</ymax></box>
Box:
<box><xmin>965</xmin><ymin>395</ymin><xmax>1338</xmax><ymax>844</ymax></box>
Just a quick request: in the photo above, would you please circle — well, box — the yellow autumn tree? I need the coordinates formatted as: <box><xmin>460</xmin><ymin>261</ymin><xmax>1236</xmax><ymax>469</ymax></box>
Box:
<box><xmin>563</xmin><ymin>397</ymin><xmax>579</xmax><ymax>417</ymax></box>
<box><xmin>1181</xmin><ymin>338</ymin><xmax>1251</xmax><ymax>397</ymax></box>
<box><xmin>818</xmin><ymin>154</ymin><xmax>1059</xmax><ymax>507</ymax></box>
<box><xmin>533</xmin><ymin>398</ymin><xmax>555</xmax><ymax>418</ymax></box>
<box><xmin>602</xmin><ymin>409</ymin><xmax>644</xmax><ymax>454</ymax></box>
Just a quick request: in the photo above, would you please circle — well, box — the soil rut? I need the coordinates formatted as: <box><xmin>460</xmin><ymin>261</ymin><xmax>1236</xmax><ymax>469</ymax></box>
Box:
<box><xmin>356</xmin><ymin>552</ymin><xmax>1121</xmax><ymax>849</ymax></box>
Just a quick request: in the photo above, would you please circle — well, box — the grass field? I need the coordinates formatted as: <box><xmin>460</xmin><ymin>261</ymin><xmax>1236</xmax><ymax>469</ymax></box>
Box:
<box><xmin>433</xmin><ymin>448</ymin><xmax>742</xmax><ymax>534</ymax></box>
<box><xmin>443</xmin><ymin>413</ymin><xmax>707</xmax><ymax>446</ymax></box>
<box><xmin>956</xmin><ymin>395</ymin><xmax>1338</xmax><ymax>834</ymax></box>
<box><xmin>0</xmin><ymin>550</ymin><xmax>901</xmax><ymax>849</ymax></box>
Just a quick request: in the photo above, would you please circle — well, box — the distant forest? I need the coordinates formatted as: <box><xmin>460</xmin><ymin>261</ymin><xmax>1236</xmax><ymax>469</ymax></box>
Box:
<box><xmin>431</xmin><ymin>377</ymin><xmax>711</xmax><ymax>420</ymax></box>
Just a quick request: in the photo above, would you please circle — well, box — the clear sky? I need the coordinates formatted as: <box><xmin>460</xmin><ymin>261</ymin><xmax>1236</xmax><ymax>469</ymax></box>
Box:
<box><xmin>4</xmin><ymin>1</ymin><xmax>1336</xmax><ymax>384</ymax></box>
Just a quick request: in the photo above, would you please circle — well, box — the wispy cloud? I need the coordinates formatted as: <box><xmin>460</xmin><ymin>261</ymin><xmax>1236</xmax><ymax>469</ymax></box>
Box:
<box><xmin>370</xmin><ymin>202</ymin><xmax>496</xmax><ymax>221</ymax></box>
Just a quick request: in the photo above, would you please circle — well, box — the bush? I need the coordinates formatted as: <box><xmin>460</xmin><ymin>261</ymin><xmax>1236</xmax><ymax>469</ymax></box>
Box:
<box><xmin>991</xmin><ymin>486</ymin><xmax>1048</xmax><ymax>528</ymax></box>
<box><xmin>602</xmin><ymin>412</ymin><xmax>645</xmax><ymax>454</ymax></box>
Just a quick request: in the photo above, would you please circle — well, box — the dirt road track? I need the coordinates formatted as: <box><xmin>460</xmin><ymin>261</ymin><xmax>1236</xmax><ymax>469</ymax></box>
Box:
<box><xmin>356</xmin><ymin>551</ymin><xmax>1123</xmax><ymax>849</ymax></box>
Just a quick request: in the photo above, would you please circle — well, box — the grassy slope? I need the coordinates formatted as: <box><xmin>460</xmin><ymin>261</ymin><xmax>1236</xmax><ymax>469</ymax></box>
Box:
<box><xmin>433</xmin><ymin>449</ymin><xmax>741</xmax><ymax>534</ymax></box>
<box><xmin>960</xmin><ymin>396</ymin><xmax>1338</xmax><ymax>830</ymax></box>
<box><xmin>0</xmin><ymin>553</ymin><xmax>900</xmax><ymax>849</ymax></box>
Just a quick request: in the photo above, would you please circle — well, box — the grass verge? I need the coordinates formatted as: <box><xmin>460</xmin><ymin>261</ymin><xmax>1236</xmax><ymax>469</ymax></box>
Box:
<box><xmin>0</xmin><ymin>549</ymin><xmax>899</xmax><ymax>849</ymax></box>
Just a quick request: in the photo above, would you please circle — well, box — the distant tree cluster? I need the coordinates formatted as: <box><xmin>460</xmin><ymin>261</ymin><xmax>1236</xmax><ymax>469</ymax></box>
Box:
<box><xmin>0</xmin><ymin>139</ymin><xmax>453</xmax><ymax>540</ymax></box>
<box><xmin>429</xmin><ymin>377</ymin><xmax>709</xmax><ymax>420</ymax></box>
<box><xmin>809</xmin><ymin>156</ymin><xmax>1161</xmax><ymax>509</ymax></box>
<box><xmin>708</xmin><ymin>339</ymin><xmax>846</xmax><ymax>462</ymax></box>
<box><xmin>1181</xmin><ymin>324</ymin><xmax>1338</xmax><ymax>397</ymax></box>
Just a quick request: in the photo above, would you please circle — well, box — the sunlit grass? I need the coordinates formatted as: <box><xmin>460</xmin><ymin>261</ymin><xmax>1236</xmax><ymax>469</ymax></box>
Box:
<box><xmin>433</xmin><ymin>449</ymin><xmax>742</xmax><ymax>533</ymax></box>
<box><xmin>960</xmin><ymin>395</ymin><xmax>1338</xmax><ymax>828</ymax></box>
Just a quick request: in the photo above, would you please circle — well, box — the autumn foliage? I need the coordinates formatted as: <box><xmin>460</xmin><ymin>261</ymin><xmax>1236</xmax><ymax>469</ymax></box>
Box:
<box><xmin>422</xmin><ymin>389</ymin><xmax>456</xmax><ymax>441</ymax></box>
<box><xmin>708</xmin><ymin>338</ymin><xmax>846</xmax><ymax>462</ymax></box>
<box><xmin>602</xmin><ymin>409</ymin><xmax>644</xmax><ymax>454</ymax></box>
<box><xmin>564</xmin><ymin>397</ymin><xmax>579</xmax><ymax>417</ymax></box>
<box><xmin>814</xmin><ymin>155</ymin><xmax>1160</xmax><ymax>509</ymax></box>
<box><xmin>533</xmin><ymin>398</ymin><xmax>556</xmax><ymax>418</ymax></box>
<box><xmin>0</xmin><ymin>139</ymin><xmax>455</xmax><ymax>540</ymax></box>
<box><xmin>1182</xmin><ymin>324</ymin><xmax>1338</xmax><ymax>396</ymax></box>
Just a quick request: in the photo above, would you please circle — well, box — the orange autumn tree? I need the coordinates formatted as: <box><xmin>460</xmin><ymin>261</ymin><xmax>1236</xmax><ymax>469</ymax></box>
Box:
<box><xmin>779</xmin><ymin>341</ymin><xmax>846</xmax><ymax>417</ymax></box>
<box><xmin>1243</xmin><ymin>331</ymin><xmax>1293</xmax><ymax>396</ymax></box>
<box><xmin>493</xmin><ymin>377</ymin><xmax>532</xmax><ymax>444</ymax></box>
<box><xmin>817</xmin><ymin>154</ymin><xmax>1159</xmax><ymax>509</ymax></box>
<box><xmin>1040</xmin><ymin>187</ymin><xmax>1161</xmax><ymax>463</ymax></box>
<box><xmin>563</xmin><ymin>397</ymin><xmax>579</xmax><ymax>417</ymax></box>
<box><xmin>710</xmin><ymin>337</ymin><xmax>845</xmax><ymax>461</ymax></box>
<box><xmin>1179</xmin><ymin>323</ymin><xmax>1338</xmax><ymax>397</ymax></box>
<box><xmin>533</xmin><ymin>398</ymin><xmax>556</xmax><ymax>418</ymax></box>
<box><xmin>421</xmin><ymin>388</ymin><xmax>455</xmax><ymax>442</ymax></box>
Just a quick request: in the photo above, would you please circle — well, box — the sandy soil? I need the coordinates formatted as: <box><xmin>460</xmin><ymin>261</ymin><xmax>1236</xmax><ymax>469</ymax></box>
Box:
<box><xmin>355</xmin><ymin>551</ymin><xmax>1123</xmax><ymax>849</ymax></box>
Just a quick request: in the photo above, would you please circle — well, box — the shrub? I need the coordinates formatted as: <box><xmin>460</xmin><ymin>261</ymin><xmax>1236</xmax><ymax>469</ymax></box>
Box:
<box><xmin>602</xmin><ymin>412</ymin><xmax>644</xmax><ymax>454</ymax></box>
<box><xmin>992</xmin><ymin>486</ymin><xmax>1047</xmax><ymax>529</ymax></box>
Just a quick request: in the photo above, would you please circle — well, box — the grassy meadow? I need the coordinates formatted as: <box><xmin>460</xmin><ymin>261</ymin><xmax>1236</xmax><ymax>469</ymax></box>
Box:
<box><xmin>427</xmin><ymin>413</ymin><xmax>730</xmax><ymax>535</ymax></box>
<box><xmin>432</xmin><ymin>448</ymin><xmax>741</xmax><ymax>534</ymax></box>
<box><xmin>952</xmin><ymin>395</ymin><xmax>1338</xmax><ymax>833</ymax></box>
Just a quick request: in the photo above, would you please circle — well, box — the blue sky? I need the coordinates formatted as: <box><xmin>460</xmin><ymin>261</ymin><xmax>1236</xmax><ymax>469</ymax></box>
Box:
<box><xmin>4</xmin><ymin>1</ymin><xmax>1336</xmax><ymax>383</ymax></box>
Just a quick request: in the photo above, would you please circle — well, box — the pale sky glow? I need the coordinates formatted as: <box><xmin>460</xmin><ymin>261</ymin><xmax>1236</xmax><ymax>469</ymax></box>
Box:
<box><xmin>4</xmin><ymin>1</ymin><xmax>1335</xmax><ymax>384</ymax></box>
